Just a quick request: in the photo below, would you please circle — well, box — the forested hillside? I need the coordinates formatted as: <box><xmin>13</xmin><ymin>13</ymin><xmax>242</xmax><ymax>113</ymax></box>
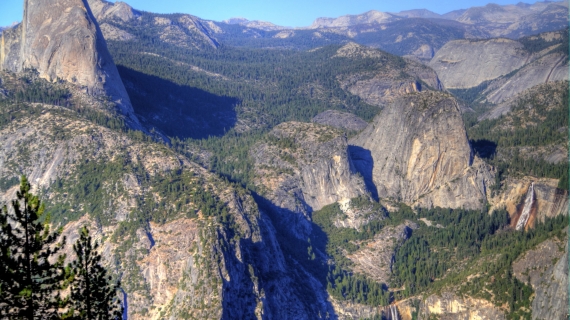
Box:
<box><xmin>0</xmin><ymin>0</ymin><xmax>567</xmax><ymax>319</ymax></box>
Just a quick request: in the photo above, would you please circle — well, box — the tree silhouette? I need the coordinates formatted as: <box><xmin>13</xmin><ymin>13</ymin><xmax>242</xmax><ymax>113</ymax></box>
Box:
<box><xmin>0</xmin><ymin>175</ymin><xmax>66</xmax><ymax>319</ymax></box>
<box><xmin>69</xmin><ymin>226</ymin><xmax>122</xmax><ymax>319</ymax></box>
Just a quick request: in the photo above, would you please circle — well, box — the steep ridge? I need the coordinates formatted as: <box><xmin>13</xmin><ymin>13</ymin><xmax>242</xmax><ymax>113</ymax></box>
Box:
<box><xmin>0</xmin><ymin>73</ymin><xmax>336</xmax><ymax>319</ymax></box>
<box><xmin>429</xmin><ymin>38</ymin><xmax>530</xmax><ymax>89</ymax></box>
<box><xmin>0</xmin><ymin>0</ymin><xmax>142</xmax><ymax>129</ymax></box>
<box><xmin>87</xmin><ymin>0</ymin><xmax>220</xmax><ymax>49</ymax></box>
<box><xmin>334</xmin><ymin>42</ymin><xmax>443</xmax><ymax>107</ymax></box>
<box><xmin>430</xmin><ymin>29</ymin><xmax>568</xmax><ymax>91</ymax></box>
<box><xmin>511</xmin><ymin>232</ymin><xmax>568</xmax><ymax>320</ymax></box>
<box><xmin>309</xmin><ymin>10</ymin><xmax>400</xmax><ymax>29</ymax></box>
<box><xmin>350</xmin><ymin>91</ymin><xmax>494</xmax><ymax>209</ymax></box>
<box><xmin>250</xmin><ymin>122</ymin><xmax>369</xmax><ymax>239</ymax></box>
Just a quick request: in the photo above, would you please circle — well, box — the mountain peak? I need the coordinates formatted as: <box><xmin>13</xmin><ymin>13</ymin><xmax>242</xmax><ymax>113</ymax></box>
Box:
<box><xmin>223</xmin><ymin>17</ymin><xmax>250</xmax><ymax>24</ymax></box>
<box><xmin>222</xmin><ymin>17</ymin><xmax>287</xmax><ymax>31</ymax></box>
<box><xmin>1</xmin><ymin>0</ymin><xmax>142</xmax><ymax>129</ymax></box>
<box><xmin>309</xmin><ymin>10</ymin><xmax>399</xmax><ymax>29</ymax></box>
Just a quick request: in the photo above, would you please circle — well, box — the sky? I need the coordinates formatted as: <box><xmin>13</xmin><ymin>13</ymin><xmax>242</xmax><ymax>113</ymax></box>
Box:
<box><xmin>0</xmin><ymin>0</ymin><xmax>544</xmax><ymax>28</ymax></box>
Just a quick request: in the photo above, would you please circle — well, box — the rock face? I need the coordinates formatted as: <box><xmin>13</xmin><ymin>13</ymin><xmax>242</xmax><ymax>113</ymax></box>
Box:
<box><xmin>430</xmin><ymin>29</ymin><xmax>568</xmax><ymax>94</ymax></box>
<box><xmin>312</xmin><ymin>110</ymin><xmax>368</xmax><ymax>132</ymax></box>
<box><xmin>351</xmin><ymin>91</ymin><xmax>494</xmax><ymax>210</ymax></box>
<box><xmin>87</xmin><ymin>0</ymin><xmax>140</xmax><ymax>22</ymax></box>
<box><xmin>309</xmin><ymin>10</ymin><xmax>399</xmax><ymax>29</ymax></box>
<box><xmin>482</xmin><ymin>50</ymin><xmax>568</xmax><ymax>104</ymax></box>
<box><xmin>0</xmin><ymin>91</ymin><xmax>339</xmax><ymax>319</ymax></box>
<box><xmin>335</xmin><ymin>43</ymin><xmax>443</xmax><ymax>107</ymax></box>
<box><xmin>512</xmin><ymin>234</ymin><xmax>568</xmax><ymax>320</ymax></box>
<box><xmin>0</xmin><ymin>0</ymin><xmax>141</xmax><ymax>129</ymax></box>
<box><xmin>251</xmin><ymin>122</ymin><xmax>369</xmax><ymax>238</ymax></box>
<box><xmin>489</xmin><ymin>176</ymin><xmax>568</xmax><ymax>225</ymax></box>
<box><xmin>348</xmin><ymin>222</ymin><xmax>416</xmax><ymax>284</ymax></box>
<box><xmin>418</xmin><ymin>292</ymin><xmax>506</xmax><ymax>320</ymax></box>
<box><xmin>429</xmin><ymin>38</ymin><xmax>529</xmax><ymax>89</ymax></box>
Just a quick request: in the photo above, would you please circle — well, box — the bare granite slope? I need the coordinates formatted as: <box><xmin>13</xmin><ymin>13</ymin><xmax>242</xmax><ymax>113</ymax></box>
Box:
<box><xmin>251</xmin><ymin>122</ymin><xmax>369</xmax><ymax>239</ymax></box>
<box><xmin>0</xmin><ymin>0</ymin><xmax>141</xmax><ymax>129</ymax></box>
<box><xmin>351</xmin><ymin>91</ymin><xmax>494</xmax><ymax>210</ymax></box>
<box><xmin>429</xmin><ymin>38</ymin><xmax>530</xmax><ymax>89</ymax></box>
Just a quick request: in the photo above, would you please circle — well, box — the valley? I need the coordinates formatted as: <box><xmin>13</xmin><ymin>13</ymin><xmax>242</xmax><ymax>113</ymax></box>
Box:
<box><xmin>0</xmin><ymin>0</ymin><xmax>568</xmax><ymax>319</ymax></box>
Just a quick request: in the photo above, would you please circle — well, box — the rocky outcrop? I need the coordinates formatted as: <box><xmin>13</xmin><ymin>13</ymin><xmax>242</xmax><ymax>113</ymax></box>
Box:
<box><xmin>312</xmin><ymin>110</ymin><xmax>368</xmax><ymax>132</ymax></box>
<box><xmin>482</xmin><ymin>51</ymin><xmax>568</xmax><ymax>104</ymax></box>
<box><xmin>348</xmin><ymin>222</ymin><xmax>416</xmax><ymax>284</ymax></box>
<box><xmin>351</xmin><ymin>91</ymin><xmax>494</xmax><ymax>210</ymax></box>
<box><xmin>0</xmin><ymin>91</ymin><xmax>340</xmax><ymax>319</ymax></box>
<box><xmin>429</xmin><ymin>38</ymin><xmax>530</xmax><ymax>89</ymax></box>
<box><xmin>335</xmin><ymin>43</ymin><xmax>443</xmax><ymax>107</ymax></box>
<box><xmin>330</xmin><ymin>297</ymin><xmax>381</xmax><ymax>320</ymax></box>
<box><xmin>0</xmin><ymin>0</ymin><xmax>141</xmax><ymax>129</ymax></box>
<box><xmin>418</xmin><ymin>292</ymin><xmax>506</xmax><ymax>320</ymax></box>
<box><xmin>251</xmin><ymin>122</ymin><xmax>369</xmax><ymax>239</ymax></box>
<box><xmin>489</xmin><ymin>176</ymin><xmax>568</xmax><ymax>226</ymax></box>
<box><xmin>222</xmin><ymin>17</ymin><xmax>286</xmax><ymax>31</ymax></box>
<box><xmin>309</xmin><ymin>10</ymin><xmax>399</xmax><ymax>29</ymax></box>
<box><xmin>512</xmin><ymin>234</ymin><xmax>568</xmax><ymax>320</ymax></box>
<box><xmin>86</xmin><ymin>0</ymin><xmax>140</xmax><ymax>22</ymax></box>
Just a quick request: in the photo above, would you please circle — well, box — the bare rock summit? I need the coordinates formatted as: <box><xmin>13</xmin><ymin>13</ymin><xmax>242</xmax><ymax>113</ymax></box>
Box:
<box><xmin>0</xmin><ymin>0</ymin><xmax>142</xmax><ymax>129</ymax></box>
<box><xmin>351</xmin><ymin>91</ymin><xmax>494</xmax><ymax>210</ymax></box>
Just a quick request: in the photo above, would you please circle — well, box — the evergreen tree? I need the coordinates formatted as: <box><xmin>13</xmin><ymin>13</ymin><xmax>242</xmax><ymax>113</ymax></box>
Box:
<box><xmin>69</xmin><ymin>226</ymin><xmax>122</xmax><ymax>320</ymax></box>
<box><xmin>0</xmin><ymin>203</ymin><xmax>17</xmax><ymax>316</ymax></box>
<box><xmin>2</xmin><ymin>175</ymin><xmax>66</xmax><ymax>319</ymax></box>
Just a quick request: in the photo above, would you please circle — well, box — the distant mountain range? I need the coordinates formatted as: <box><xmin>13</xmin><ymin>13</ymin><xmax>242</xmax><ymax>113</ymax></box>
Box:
<box><xmin>216</xmin><ymin>1</ymin><xmax>568</xmax><ymax>59</ymax></box>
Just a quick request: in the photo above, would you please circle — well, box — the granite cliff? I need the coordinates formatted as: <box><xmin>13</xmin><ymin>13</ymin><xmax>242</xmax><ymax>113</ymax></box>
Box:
<box><xmin>0</xmin><ymin>71</ymin><xmax>337</xmax><ymax>319</ymax></box>
<box><xmin>351</xmin><ymin>91</ymin><xmax>494</xmax><ymax>210</ymax></box>
<box><xmin>250</xmin><ymin>122</ymin><xmax>369</xmax><ymax>239</ymax></box>
<box><xmin>429</xmin><ymin>29</ymin><xmax>568</xmax><ymax>93</ymax></box>
<box><xmin>0</xmin><ymin>0</ymin><xmax>141</xmax><ymax>129</ymax></box>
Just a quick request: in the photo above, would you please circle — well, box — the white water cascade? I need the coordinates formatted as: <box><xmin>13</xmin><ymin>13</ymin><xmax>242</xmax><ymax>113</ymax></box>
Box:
<box><xmin>516</xmin><ymin>183</ymin><xmax>534</xmax><ymax>231</ymax></box>
<box><xmin>390</xmin><ymin>305</ymin><xmax>400</xmax><ymax>320</ymax></box>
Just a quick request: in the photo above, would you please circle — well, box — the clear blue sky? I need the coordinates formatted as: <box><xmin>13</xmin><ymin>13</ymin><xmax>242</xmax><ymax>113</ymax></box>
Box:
<box><xmin>0</xmin><ymin>0</ymin><xmax>543</xmax><ymax>28</ymax></box>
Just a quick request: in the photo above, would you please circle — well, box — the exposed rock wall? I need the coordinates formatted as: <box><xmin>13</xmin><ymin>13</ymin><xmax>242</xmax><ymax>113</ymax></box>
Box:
<box><xmin>87</xmin><ymin>0</ymin><xmax>139</xmax><ymax>22</ymax></box>
<box><xmin>429</xmin><ymin>38</ymin><xmax>530</xmax><ymax>89</ymax></box>
<box><xmin>489</xmin><ymin>177</ymin><xmax>568</xmax><ymax>224</ymax></box>
<box><xmin>336</xmin><ymin>43</ymin><xmax>443</xmax><ymax>107</ymax></box>
<box><xmin>512</xmin><ymin>234</ymin><xmax>568</xmax><ymax>320</ymax></box>
<box><xmin>418</xmin><ymin>292</ymin><xmax>506</xmax><ymax>320</ymax></box>
<box><xmin>0</xmin><ymin>0</ymin><xmax>141</xmax><ymax>128</ymax></box>
<box><xmin>348</xmin><ymin>222</ymin><xmax>416</xmax><ymax>284</ymax></box>
<box><xmin>351</xmin><ymin>92</ymin><xmax>494</xmax><ymax>210</ymax></box>
<box><xmin>251</xmin><ymin>122</ymin><xmax>369</xmax><ymax>239</ymax></box>
<box><xmin>482</xmin><ymin>51</ymin><xmax>568</xmax><ymax>104</ymax></box>
<box><xmin>0</xmin><ymin>99</ymin><xmax>340</xmax><ymax>319</ymax></box>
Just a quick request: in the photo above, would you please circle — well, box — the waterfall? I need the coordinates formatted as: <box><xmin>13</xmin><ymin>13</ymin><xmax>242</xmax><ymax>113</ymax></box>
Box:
<box><xmin>516</xmin><ymin>183</ymin><xmax>534</xmax><ymax>231</ymax></box>
<box><xmin>390</xmin><ymin>305</ymin><xmax>399</xmax><ymax>320</ymax></box>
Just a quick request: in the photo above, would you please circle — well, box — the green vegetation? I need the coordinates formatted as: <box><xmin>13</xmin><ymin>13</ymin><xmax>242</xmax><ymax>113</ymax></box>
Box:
<box><xmin>391</xmin><ymin>207</ymin><xmax>510</xmax><ymax>296</ymax></box>
<box><xmin>102</xmin><ymin>24</ymin><xmax>436</xmax><ymax>186</ymax></box>
<box><xmin>390</xmin><ymin>206</ymin><xmax>567</xmax><ymax>319</ymax></box>
<box><xmin>465</xmin><ymin>81</ymin><xmax>569</xmax><ymax>190</ymax></box>
<box><xmin>308</xmin><ymin>199</ymin><xmax>416</xmax><ymax>306</ymax></box>
<box><xmin>518</xmin><ymin>28</ymin><xmax>568</xmax><ymax>54</ymax></box>
<box><xmin>68</xmin><ymin>227</ymin><xmax>123</xmax><ymax>319</ymax></box>
<box><xmin>307</xmin><ymin>196</ymin><xmax>567</xmax><ymax>318</ymax></box>
<box><xmin>0</xmin><ymin>176</ymin><xmax>122</xmax><ymax>319</ymax></box>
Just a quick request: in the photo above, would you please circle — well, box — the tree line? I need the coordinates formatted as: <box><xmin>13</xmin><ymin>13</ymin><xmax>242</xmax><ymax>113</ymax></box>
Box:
<box><xmin>0</xmin><ymin>176</ymin><xmax>122</xmax><ymax>319</ymax></box>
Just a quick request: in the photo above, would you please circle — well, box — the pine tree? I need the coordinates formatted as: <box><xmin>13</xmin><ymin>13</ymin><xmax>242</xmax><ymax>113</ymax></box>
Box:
<box><xmin>69</xmin><ymin>226</ymin><xmax>122</xmax><ymax>320</ymax></box>
<box><xmin>0</xmin><ymin>203</ymin><xmax>17</xmax><ymax>316</ymax></box>
<box><xmin>2</xmin><ymin>175</ymin><xmax>66</xmax><ymax>319</ymax></box>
